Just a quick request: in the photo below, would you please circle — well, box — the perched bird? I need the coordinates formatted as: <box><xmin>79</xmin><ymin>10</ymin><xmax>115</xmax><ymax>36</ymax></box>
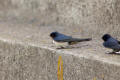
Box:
<box><xmin>50</xmin><ymin>31</ymin><xmax>92</xmax><ymax>48</ymax></box>
<box><xmin>102</xmin><ymin>34</ymin><xmax>120</xmax><ymax>53</ymax></box>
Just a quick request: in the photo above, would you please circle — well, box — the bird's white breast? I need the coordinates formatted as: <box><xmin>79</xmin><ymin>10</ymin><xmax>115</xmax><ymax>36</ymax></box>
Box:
<box><xmin>52</xmin><ymin>40</ymin><xmax>68</xmax><ymax>47</ymax></box>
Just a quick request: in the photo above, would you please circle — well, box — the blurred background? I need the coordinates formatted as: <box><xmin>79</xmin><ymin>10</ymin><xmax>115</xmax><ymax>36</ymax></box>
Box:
<box><xmin>0</xmin><ymin>0</ymin><xmax>120</xmax><ymax>38</ymax></box>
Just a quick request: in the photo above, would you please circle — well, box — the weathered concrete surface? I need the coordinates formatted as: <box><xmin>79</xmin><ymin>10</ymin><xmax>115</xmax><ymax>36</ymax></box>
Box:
<box><xmin>0</xmin><ymin>0</ymin><xmax>120</xmax><ymax>37</ymax></box>
<box><xmin>0</xmin><ymin>0</ymin><xmax>120</xmax><ymax>80</ymax></box>
<box><xmin>0</xmin><ymin>22</ymin><xmax>120</xmax><ymax>80</ymax></box>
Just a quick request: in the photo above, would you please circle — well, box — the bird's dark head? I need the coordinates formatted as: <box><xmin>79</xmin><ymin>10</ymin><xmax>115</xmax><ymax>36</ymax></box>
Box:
<box><xmin>102</xmin><ymin>34</ymin><xmax>111</xmax><ymax>41</ymax></box>
<box><xmin>50</xmin><ymin>32</ymin><xmax>58</xmax><ymax>38</ymax></box>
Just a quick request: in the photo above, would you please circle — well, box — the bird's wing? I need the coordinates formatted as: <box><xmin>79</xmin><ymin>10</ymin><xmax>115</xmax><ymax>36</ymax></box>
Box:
<box><xmin>61</xmin><ymin>38</ymin><xmax>91</xmax><ymax>42</ymax></box>
<box><xmin>103</xmin><ymin>38</ymin><xmax>120</xmax><ymax>50</ymax></box>
<box><xmin>54</xmin><ymin>32</ymin><xmax>92</xmax><ymax>42</ymax></box>
<box><xmin>54</xmin><ymin>35</ymin><xmax>72</xmax><ymax>42</ymax></box>
<box><xmin>55</xmin><ymin>37</ymin><xmax>91</xmax><ymax>42</ymax></box>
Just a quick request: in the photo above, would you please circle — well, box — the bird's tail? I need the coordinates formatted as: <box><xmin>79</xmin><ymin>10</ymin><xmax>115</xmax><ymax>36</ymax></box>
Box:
<box><xmin>72</xmin><ymin>38</ymin><xmax>92</xmax><ymax>42</ymax></box>
<box><xmin>68</xmin><ymin>38</ymin><xmax>92</xmax><ymax>45</ymax></box>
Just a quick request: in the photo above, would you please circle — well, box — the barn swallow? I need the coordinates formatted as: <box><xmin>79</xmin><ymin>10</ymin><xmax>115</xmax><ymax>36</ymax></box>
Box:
<box><xmin>50</xmin><ymin>31</ymin><xmax>92</xmax><ymax>48</ymax></box>
<box><xmin>102</xmin><ymin>34</ymin><xmax>120</xmax><ymax>53</ymax></box>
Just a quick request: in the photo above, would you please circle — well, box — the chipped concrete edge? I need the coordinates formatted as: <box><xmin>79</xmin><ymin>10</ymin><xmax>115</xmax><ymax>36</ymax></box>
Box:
<box><xmin>0</xmin><ymin>37</ymin><xmax>120</xmax><ymax>80</ymax></box>
<box><xmin>0</xmin><ymin>36</ymin><xmax>119</xmax><ymax>66</ymax></box>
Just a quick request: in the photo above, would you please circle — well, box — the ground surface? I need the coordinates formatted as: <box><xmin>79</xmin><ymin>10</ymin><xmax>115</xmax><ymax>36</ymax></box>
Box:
<box><xmin>0</xmin><ymin>21</ymin><xmax>120</xmax><ymax>64</ymax></box>
<box><xmin>0</xmin><ymin>0</ymin><xmax>120</xmax><ymax>80</ymax></box>
<box><xmin>0</xmin><ymin>21</ymin><xmax>120</xmax><ymax>80</ymax></box>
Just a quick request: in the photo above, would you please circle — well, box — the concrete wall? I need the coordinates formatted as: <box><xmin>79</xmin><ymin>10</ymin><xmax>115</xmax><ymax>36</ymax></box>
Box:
<box><xmin>0</xmin><ymin>39</ymin><xmax>120</xmax><ymax>80</ymax></box>
<box><xmin>0</xmin><ymin>0</ymin><xmax>120</xmax><ymax>80</ymax></box>
<box><xmin>0</xmin><ymin>0</ymin><xmax>120</xmax><ymax>37</ymax></box>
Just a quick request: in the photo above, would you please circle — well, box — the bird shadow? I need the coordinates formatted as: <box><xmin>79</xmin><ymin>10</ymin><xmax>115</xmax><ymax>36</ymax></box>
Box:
<box><xmin>56</xmin><ymin>46</ymin><xmax>80</xmax><ymax>49</ymax></box>
<box><xmin>56</xmin><ymin>45</ymin><xmax>89</xmax><ymax>49</ymax></box>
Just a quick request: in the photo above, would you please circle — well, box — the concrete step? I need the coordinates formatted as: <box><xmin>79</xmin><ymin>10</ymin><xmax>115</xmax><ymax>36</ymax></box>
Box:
<box><xmin>0</xmin><ymin>22</ymin><xmax>119</xmax><ymax>80</ymax></box>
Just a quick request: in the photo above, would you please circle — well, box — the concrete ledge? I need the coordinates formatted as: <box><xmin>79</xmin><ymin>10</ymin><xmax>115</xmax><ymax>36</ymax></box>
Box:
<box><xmin>0</xmin><ymin>23</ymin><xmax>120</xmax><ymax>80</ymax></box>
<box><xmin>0</xmin><ymin>0</ymin><xmax>120</xmax><ymax>80</ymax></box>
<box><xmin>0</xmin><ymin>35</ymin><xmax>120</xmax><ymax>80</ymax></box>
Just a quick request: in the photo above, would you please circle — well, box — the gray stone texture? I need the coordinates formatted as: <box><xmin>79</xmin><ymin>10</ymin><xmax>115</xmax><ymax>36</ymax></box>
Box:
<box><xmin>0</xmin><ymin>0</ymin><xmax>120</xmax><ymax>37</ymax></box>
<box><xmin>0</xmin><ymin>0</ymin><xmax>119</xmax><ymax>80</ymax></box>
